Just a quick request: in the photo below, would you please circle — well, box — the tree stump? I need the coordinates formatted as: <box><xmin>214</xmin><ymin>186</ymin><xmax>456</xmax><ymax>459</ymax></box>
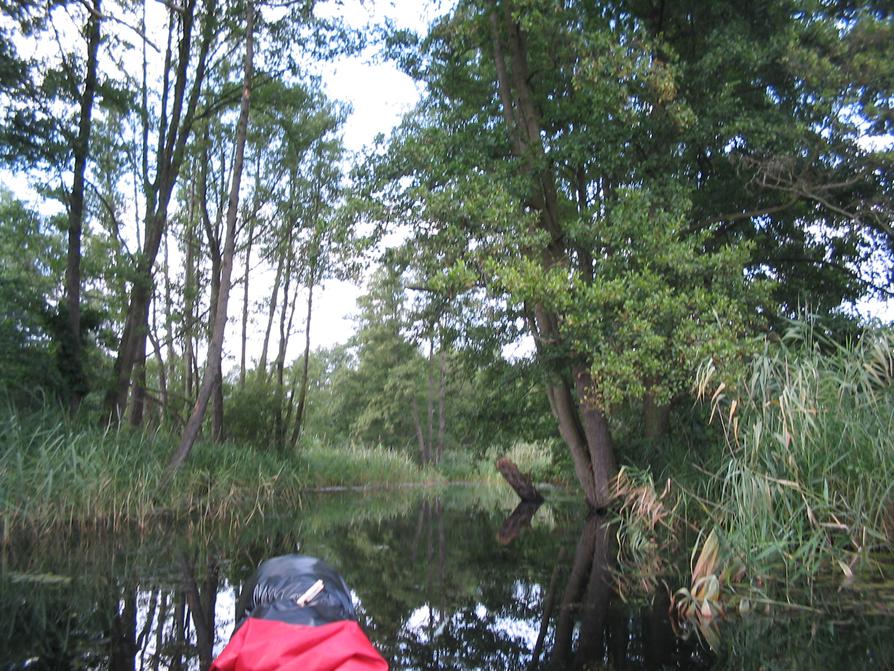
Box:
<box><xmin>495</xmin><ymin>457</ymin><xmax>544</xmax><ymax>503</ymax></box>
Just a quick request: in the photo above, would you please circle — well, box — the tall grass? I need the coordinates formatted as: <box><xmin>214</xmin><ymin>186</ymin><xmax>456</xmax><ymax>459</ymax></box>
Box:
<box><xmin>695</xmin><ymin>320</ymin><xmax>894</xmax><ymax>580</ymax></box>
<box><xmin>0</xmin><ymin>407</ymin><xmax>439</xmax><ymax>535</ymax></box>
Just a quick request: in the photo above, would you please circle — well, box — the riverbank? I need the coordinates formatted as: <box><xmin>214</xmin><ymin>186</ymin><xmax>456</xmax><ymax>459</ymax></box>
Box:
<box><xmin>3</xmin><ymin>321</ymin><xmax>891</xmax><ymax>594</ymax></box>
<box><xmin>0</xmin><ymin>408</ymin><xmax>448</xmax><ymax>534</ymax></box>
<box><xmin>0</xmin><ymin>406</ymin><xmax>572</xmax><ymax>537</ymax></box>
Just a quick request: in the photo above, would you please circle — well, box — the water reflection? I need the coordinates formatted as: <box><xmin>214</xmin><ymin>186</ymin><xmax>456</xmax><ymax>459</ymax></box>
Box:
<box><xmin>2</xmin><ymin>488</ymin><xmax>893</xmax><ymax>670</ymax></box>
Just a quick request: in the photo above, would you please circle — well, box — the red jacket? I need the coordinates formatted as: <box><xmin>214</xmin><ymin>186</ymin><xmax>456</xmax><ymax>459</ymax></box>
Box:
<box><xmin>211</xmin><ymin>618</ymin><xmax>388</xmax><ymax>671</ymax></box>
<box><xmin>210</xmin><ymin>555</ymin><xmax>388</xmax><ymax>671</ymax></box>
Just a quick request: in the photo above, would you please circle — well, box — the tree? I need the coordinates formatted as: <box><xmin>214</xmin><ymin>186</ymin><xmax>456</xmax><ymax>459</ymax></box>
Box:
<box><xmin>62</xmin><ymin>0</ymin><xmax>102</xmax><ymax>412</ymax></box>
<box><xmin>169</xmin><ymin>0</ymin><xmax>254</xmax><ymax>473</ymax></box>
<box><xmin>287</xmin><ymin>123</ymin><xmax>351</xmax><ymax>449</ymax></box>
<box><xmin>332</xmin><ymin>265</ymin><xmax>427</xmax><ymax>453</ymax></box>
<box><xmin>104</xmin><ymin>0</ymin><xmax>218</xmax><ymax>423</ymax></box>
<box><xmin>364</xmin><ymin>0</ymin><xmax>890</xmax><ymax>507</ymax></box>
<box><xmin>0</xmin><ymin>1</ymin><xmax>109</xmax><ymax>409</ymax></box>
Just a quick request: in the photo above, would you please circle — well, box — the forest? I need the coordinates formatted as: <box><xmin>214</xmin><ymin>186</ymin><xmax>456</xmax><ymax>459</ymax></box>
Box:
<box><xmin>1</xmin><ymin>0</ymin><xmax>893</xmax><ymax>610</ymax></box>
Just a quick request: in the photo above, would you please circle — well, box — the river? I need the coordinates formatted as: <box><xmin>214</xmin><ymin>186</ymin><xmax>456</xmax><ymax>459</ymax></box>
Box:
<box><xmin>1</xmin><ymin>485</ymin><xmax>892</xmax><ymax>669</ymax></box>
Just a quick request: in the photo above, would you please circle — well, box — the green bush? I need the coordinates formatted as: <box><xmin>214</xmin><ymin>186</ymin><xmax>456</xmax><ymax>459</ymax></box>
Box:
<box><xmin>224</xmin><ymin>375</ymin><xmax>282</xmax><ymax>449</ymax></box>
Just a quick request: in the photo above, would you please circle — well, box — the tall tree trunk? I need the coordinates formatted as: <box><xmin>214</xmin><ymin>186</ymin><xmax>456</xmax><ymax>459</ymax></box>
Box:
<box><xmin>240</xmin><ymin>218</ymin><xmax>254</xmax><ymax>387</ymax></box>
<box><xmin>201</xmin><ymin>129</ymin><xmax>225</xmax><ymax>442</ymax></box>
<box><xmin>129</xmin><ymin>341</ymin><xmax>145</xmax><ymax>426</ymax></box>
<box><xmin>490</xmin><ymin>3</ymin><xmax>616</xmax><ymax>508</ymax></box>
<box><xmin>437</xmin><ymin>346</ymin><xmax>446</xmax><ymax>464</ymax></box>
<box><xmin>240</xmin><ymin>150</ymin><xmax>263</xmax><ymax>386</ymax></box>
<box><xmin>212</xmin><ymin>361</ymin><xmax>224</xmax><ymax>440</ymax></box>
<box><xmin>274</xmin><ymin>238</ymin><xmax>294</xmax><ymax>452</ymax></box>
<box><xmin>129</xmin><ymin>301</ymin><xmax>150</xmax><ymax>426</ymax></box>
<box><xmin>183</xmin><ymin>181</ymin><xmax>198</xmax><ymax>404</ymax></box>
<box><xmin>289</xmin><ymin>271</ymin><xmax>316</xmax><ymax>450</ymax></box>
<box><xmin>162</xmin><ymin>227</ymin><xmax>175</xmax><ymax>413</ymax></box>
<box><xmin>258</xmin><ymin>247</ymin><xmax>284</xmax><ymax>378</ymax></box>
<box><xmin>168</xmin><ymin>1</ymin><xmax>253</xmax><ymax>472</ymax></box>
<box><xmin>63</xmin><ymin>0</ymin><xmax>101</xmax><ymax>413</ymax></box>
<box><xmin>148</xmin><ymin>313</ymin><xmax>167</xmax><ymax>414</ymax></box>
<box><xmin>104</xmin><ymin>0</ymin><xmax>215</xmax><ymax>423</ymax></box>
<box><xmin>411</xmin><ymin>396</ymin><xmax>428</xmax><ymax>466</ymax></box>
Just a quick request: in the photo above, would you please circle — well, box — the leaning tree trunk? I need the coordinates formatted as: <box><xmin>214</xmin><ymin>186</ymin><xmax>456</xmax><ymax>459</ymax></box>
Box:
<box><xmin>168</xmin><ymin>1</ymin><xmax>253</xmax><ymax>473</ymax></box>
<box><xmin>183</xmin><ymin>184</ymin><xmax>199</xmax><ymax>403</ymax></box>
<box><xmin>63</xmin><ymin>0</ymin><xmax>101</xmax><ymax>413</ymax></box>
<box><xmin>240</xmin><ymin>217</ymin><xmax>254</xmax><ymax>387</ymax></box>
<box><xmin>200</xmin><ymin>130</ymin><xmax>225</xmax><ymax>442</ymax></box>
<box><xmin>489</xmin><ymin>2</ymin><xmax>616</xmax><ymax>508</ymax></box>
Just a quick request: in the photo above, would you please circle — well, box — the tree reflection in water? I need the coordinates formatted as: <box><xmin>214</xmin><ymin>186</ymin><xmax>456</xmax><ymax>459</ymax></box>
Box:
<box><xmin>527</xmin><ymin>514</ymin><xmax>712</xmax><ymax>671</ymax></box>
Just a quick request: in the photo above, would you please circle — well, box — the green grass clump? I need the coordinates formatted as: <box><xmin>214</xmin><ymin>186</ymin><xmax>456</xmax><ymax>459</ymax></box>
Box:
<box><xmin>695</xmin><ymin>320</ymin><xmax>894</xmax><ymax>580</ymax></box>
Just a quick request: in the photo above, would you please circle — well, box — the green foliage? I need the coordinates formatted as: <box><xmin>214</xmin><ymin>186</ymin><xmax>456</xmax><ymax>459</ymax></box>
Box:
<box><xmin>300</xmin><ymin>266</ymin><xmax>559</xmax><ymax>463</ymax></box>
<box><xmin>492</xmin><ymin>187</ymin><xmax>763</xmax><ymax>408</ymax></box>
<box><xmin>224</xmin><ymin>374</ymin><xmax>281</xmax><ymax>449</ymax></box>
<box><xmin>0</xmin><ymin>189</ymin><xmax>112</xmax><ymax>407</ymax></box>
<box><xmin>0</xmin><ymin>190</ymin><xmax>64</xmax><ymax>401</ymax></box>
<box><xmin>450</xmin><ymin>357</ymin><xmax>557</xmax><ymax>453</ymax></box>
<box><xmin>362</xmin><ymin>0</ymin><xmax>893</xmax><ymax>462</ymax></box>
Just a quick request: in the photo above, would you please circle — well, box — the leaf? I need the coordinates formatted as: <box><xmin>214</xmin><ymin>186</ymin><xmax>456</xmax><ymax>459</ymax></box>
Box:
<box><xmin>697</xmin><ymin>619</ymin><xmax>722</xmax><ymax>651</ymax></box>
<box><xmin>8</xmin><ymin>571</ymin><xmax>72</xmax><ymax>585</ymax></box>
<box><xmin>692</xmin><ymin>529</ymin><xmax>720</xmax><ymax>582</ymax></box>
<box><xmin>837</xmin><ymin>559</ymin><xmax>854</xmax><ymax>579</ymax></box>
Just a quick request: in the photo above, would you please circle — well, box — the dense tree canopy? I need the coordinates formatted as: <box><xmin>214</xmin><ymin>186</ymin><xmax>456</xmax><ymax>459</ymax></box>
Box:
<box><xmin>358</xmin><ymin>0</ymin><xmax>893</xmax><ymax>505</ymax></box>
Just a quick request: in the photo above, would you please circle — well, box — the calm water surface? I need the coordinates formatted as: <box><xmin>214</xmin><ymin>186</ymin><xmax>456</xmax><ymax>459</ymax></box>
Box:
<box><xmin>2</xmin><ymin>486</ymin><xmax>892</xmax><ymax>670</ymax></box>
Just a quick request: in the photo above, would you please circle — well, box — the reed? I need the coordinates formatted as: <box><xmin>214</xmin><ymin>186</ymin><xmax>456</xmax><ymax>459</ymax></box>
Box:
<box><xmin>0</xmin><ymin>407</ymin><xmax>438</xmax><ymax>534</ymax></box>
<box><xmin>694</xmin><ymin>319</ymin><xmax>894</xmax><ymax>581</ymax></box>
